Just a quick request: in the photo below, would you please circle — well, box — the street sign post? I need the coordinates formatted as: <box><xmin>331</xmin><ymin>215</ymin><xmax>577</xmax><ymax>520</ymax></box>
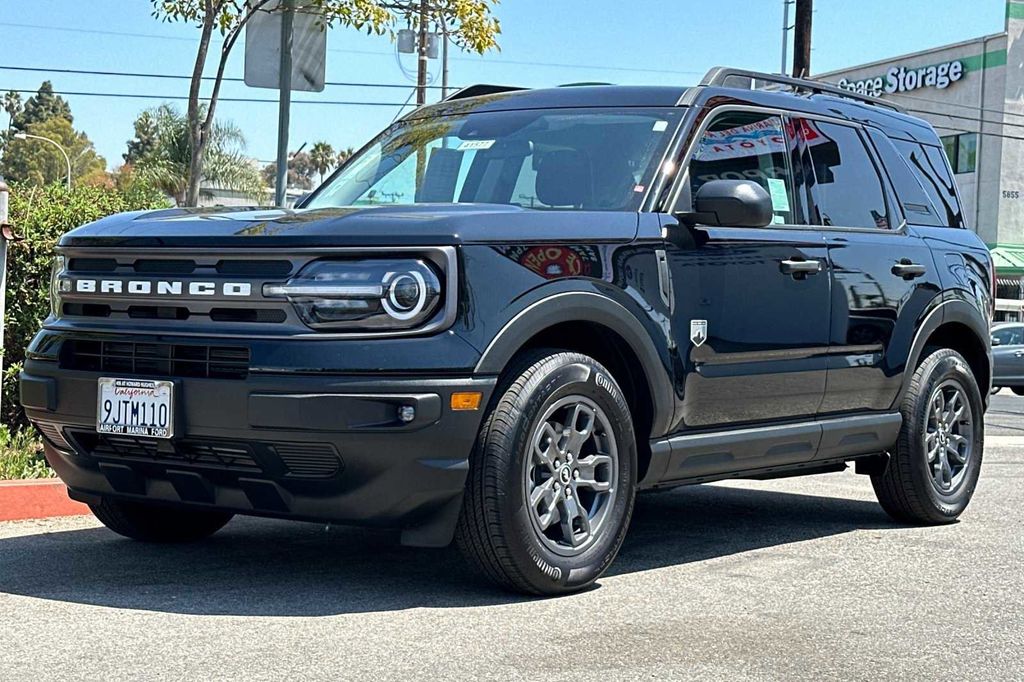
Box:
<box><xmin>244</xmin><ymin>0</ymin><xmax>327</xmax><ymax>206</ymax></box>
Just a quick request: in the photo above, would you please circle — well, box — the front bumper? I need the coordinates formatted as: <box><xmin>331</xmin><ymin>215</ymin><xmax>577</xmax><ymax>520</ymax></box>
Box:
<box><xmin>21</xmin><ymin>359</ymin><xmax>495</xmax><ymax>547</ymax></box>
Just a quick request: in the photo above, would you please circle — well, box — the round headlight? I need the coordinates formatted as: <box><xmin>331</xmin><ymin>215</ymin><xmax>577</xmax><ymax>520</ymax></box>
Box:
<box><xmin>383</xmin><ymin>270</ymin><xmax>427</xmax><ymax>320</ymax></box>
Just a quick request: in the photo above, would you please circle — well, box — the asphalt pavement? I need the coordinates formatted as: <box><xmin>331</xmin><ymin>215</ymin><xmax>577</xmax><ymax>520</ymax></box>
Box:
<box><xmin>1</xmin><ymin>394</ymin><xmax>1022</xmax><ymax>681</ymax></box>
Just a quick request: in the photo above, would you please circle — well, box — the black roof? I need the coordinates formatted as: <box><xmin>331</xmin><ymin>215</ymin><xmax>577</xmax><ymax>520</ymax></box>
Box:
<box><xmin>405</xmin><ymin>67</ymin><xmax>938</xmax><ymax>145</ymax></box>
<box><xmin>409</xmin><ymin>85</ymin><xmax>690</xmax><ymax>118</ymax></box>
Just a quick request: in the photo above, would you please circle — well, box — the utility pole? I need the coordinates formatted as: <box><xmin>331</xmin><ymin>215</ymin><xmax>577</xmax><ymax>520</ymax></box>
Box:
<box><xmin>792</xmin><ymin>0</ymin><xmax>812</xmax><ymax>78</ymax></box>
<box><xmin>440</xmin><ymin>19</ymin><xmax>450</xmax><ymax>99</ymax></box>
<box><xmin>781</xmin><ymin>0</ymin><xmax>793</xmax><ymax>75</ymax></box>
<box><xmin>416</xmin><ymin>0</ymin><xmax>430</xmax><ymax>105</ymax></box>
<box><xmin>275</xmin><ymin>0</ymin><xmax>295</xmax><ymax>207</ymax></box>
<box><xmin>0</xmin><ymin>178</ymin><xmax>9</xmax><ymax>413</ymax></box>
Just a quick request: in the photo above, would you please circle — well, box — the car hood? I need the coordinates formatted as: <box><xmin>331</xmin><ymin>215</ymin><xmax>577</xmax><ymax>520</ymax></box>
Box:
<box><xmin>58</xmin><ymin>204</ymin><xmax>639</xmax><ymax>248</ymax></box>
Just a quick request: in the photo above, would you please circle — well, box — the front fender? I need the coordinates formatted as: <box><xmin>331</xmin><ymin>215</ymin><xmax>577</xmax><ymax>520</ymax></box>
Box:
<box><xmin>473</xmin><ymin>287</ymin><xmax>677</xmax><ymax>437</ymax></box>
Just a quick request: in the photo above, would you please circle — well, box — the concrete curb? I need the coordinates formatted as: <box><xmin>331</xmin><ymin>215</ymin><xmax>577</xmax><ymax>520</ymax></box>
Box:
<box><xmin>0</xmin><ymin>479</ymin><xmax>89</xmax><ymax>522</ymax></box>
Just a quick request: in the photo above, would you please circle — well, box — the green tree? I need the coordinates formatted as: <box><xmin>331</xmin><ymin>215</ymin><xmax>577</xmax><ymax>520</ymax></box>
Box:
<box><xmin>261</xmin><ymin>150</ymin><xmax>317</xmax><ymax>190</ymax></box>
<box><xmin>3</xmin><ymin>91</ymin><xmax>22</xmax><ymax>131</ymax></box>
<box><xmin>0</xmin><ymin>117</ymin><xmax>105</xmax><ymax>187</ymax></box>
<box><xmin>12</xmin><ymin>81</ymin><xmax>72</xmax><ymax>130</ymax></box>
<box><xmin>150</xmin><ymin>0</ymin><xmax>500</xmax><ymax>207</ymax></box>
<box><xmin>124</xmin><ymin>108</ymin><xmax>159</xmax><ymax>165</ymax></box>
<box><xmin>127</xmin><ymin>103</ymin><xmax>264</xmax><ymax>205</ymax></box>
<box><xmin>309</xmin><ymin>141</ymin><xmax>335</xmax><ymax>183</ymax></box>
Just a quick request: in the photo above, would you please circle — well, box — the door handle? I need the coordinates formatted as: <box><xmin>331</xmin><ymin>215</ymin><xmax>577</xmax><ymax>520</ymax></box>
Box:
<box><xmin>892</xmin><ymin>260</ymin><xmax>927</xmax><ymax>280</ymax></box>
<box><xmin>779</xmin><ymin>259</ymin><xmax>821</xmax><ymax>278</ymax></box>
<box><xmin>1015</xmin><ymin>350</ymin><xmax>1024</xmax><ymax>358</ymax></box>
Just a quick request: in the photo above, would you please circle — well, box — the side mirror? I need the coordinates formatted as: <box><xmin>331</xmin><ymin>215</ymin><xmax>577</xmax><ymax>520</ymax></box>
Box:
<box><xmin>992</xmin><ymin>336</ymin><xmax>1002</xmax><ymax>347</ymax></box>
<box><xmin>679</xmin><ymin>179</ymin><xmax>774</xmax><ymax>228</ymax></box>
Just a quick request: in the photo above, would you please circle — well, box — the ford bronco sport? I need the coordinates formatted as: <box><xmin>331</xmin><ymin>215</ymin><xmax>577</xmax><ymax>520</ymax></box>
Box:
<box><xmin>21</xmin><ymin>67</ymin><xmax>993</xmax><ymax>595</ymax></box>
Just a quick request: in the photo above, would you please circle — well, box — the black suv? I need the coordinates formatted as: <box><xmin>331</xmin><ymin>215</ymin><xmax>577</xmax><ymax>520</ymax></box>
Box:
<box><xmin>21</xmin><ymin>67</ymin><xmax>993</xmax><ymax>595</ymax></box>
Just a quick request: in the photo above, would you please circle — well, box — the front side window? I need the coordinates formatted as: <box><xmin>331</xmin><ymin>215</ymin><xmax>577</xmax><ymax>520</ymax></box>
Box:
<box><xmin>687</xmin><ymin>112</ymin><xmax>798</xmax><ymax>225</ymax></box>
<box><xmin>993</xmin><ymin>326</ymin><xmax>1024</xmax><ymax>346</ymax></box>
<box><xmin>802</xmin><ymin>121</ymin><xmax>891</xmax><ymax>229</ymax></box>
<box><xmin>306</xmin><ymin>107</ymin><xmax>681</xmax><ymax>212</ymax></box>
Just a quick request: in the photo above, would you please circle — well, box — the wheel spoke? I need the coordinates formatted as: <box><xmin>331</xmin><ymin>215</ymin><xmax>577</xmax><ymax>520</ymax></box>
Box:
<box><xmin>533</xmin><ymin>423</ymin><xmax>560</xmax><ymax>473</ymax></box>
<box><xmin>932</xmin><ymin>390</ymin><xmax>946</xmax><ymax>423</ymax></box>
<box><xmin>537</xmin><ymin>496</ymin><xmax>561</xmax><ymax>531</ymax></box>
<box><xmin>529</xmin><ymin>477</ymin><xmax>556</xmax><ymax>508</ymax></box>
<box><xmin>570</xmin><ymin>487</ymin><xmax>592</xmax><ymax>538</ymax></box>
<box><xmin>575</xmin><ymin>453</ymin><xmax>613</xmax><ymax>492</ymax></box>
<box><xmin>559</xmin><ymin>491</ymin><xmax>582</xmax><ymax>547</ymax></box>
<box><xmin>562</xmin><ymin>402</ymin><xmax>596</xmax><ymax>457</ymax></box>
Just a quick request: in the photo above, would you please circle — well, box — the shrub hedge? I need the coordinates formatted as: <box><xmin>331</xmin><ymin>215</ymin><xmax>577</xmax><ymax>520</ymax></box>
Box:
<box><xmin>2</xmin><ymin>182</ymin><xmax>168</xmax><ymax>435</ymax></box>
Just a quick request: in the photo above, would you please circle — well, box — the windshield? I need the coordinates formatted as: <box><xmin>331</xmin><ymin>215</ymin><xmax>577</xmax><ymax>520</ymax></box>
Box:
<box><xmin>305</xmin><ymin>107</ymin><xmax>681</xmax><ymax>211</ymax></box>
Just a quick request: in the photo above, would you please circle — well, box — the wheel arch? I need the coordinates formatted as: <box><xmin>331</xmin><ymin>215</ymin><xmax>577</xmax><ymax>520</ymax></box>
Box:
<box><xmin>897</xmin><ymin>299</ymin><xmax>992</xmax><ymax>409</ymax></box>
<box><xmin>475</xmin><ymin>292</ymin><xmax>676</xmax><ymax>482</ymax></box>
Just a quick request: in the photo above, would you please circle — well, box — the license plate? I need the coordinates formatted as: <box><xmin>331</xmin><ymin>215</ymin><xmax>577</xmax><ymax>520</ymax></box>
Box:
<box><xmin>96</xmin><ymin>378</ymin><xmax>174</xmax><ymax>439</ymax></box>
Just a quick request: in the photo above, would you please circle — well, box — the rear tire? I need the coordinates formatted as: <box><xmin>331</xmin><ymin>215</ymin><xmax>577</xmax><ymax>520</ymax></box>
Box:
<box><xmin>1011</xmin><ymin>387</ymin><xmax>1024</xmax><ymax>397</ymax></box>
<box><xmin>90</xmin><ymin>498</ymin><xmax>233</xmax><ymax>543</ymax></box>
<box><xmin>871</xmin><ymin>349</ymin><xmax>983</xmax><ymax>524</ymax></box>
<box><xmin>455</xmin><ymin>350</ymin><xmax>637</xmax><ymax>595</ymax></box>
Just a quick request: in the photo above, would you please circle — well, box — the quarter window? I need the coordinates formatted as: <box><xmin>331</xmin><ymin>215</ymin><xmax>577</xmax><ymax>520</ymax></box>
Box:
<box><xmin>803</xmin><ymin>121</ymin><xmax>891</xmax><ymax>229</ymax></box>
<box><xmin>941</xmin><ymin>133</ymin><xmax>978</xmax><ymax>174</ymax></box>
<box><xmin>688</xmin><ymin>112</ymin><xmax>798</xmax><ymax>225</ymax></box>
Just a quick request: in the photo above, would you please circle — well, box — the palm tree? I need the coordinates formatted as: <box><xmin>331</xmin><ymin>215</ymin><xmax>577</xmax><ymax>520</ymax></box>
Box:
<box><xmin>129</xmin><ymin>104</ymin><xmax>263</xmax><ymax>206</ymax></box>
<box><xmin>336</xmin><ymin>146</ymin><xmax>355</xmax><ymax>168</ymax></box>
<box><xmin>309</xmin><ymin>141</ymin><xmax>335</xmax><ymax>185</ymax></box>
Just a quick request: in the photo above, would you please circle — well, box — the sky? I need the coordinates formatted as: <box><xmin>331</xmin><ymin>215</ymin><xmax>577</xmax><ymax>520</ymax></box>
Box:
<box><xmin>0</xmin><ymin>0</ymin><xmax>1009</xmax><ymax>170</ymax></box>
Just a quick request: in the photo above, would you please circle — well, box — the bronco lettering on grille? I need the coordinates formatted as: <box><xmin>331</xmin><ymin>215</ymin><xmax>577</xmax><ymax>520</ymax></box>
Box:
<box><xmin>72</xmin><ymin>280</ymin><xmax>252</xmax><ymax>297</ymax></box>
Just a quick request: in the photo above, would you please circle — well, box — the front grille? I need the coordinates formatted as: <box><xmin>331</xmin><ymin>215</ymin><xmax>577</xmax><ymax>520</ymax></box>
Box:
<box><xmin>57</xmin><ymin>252</ymin><xmax>299</xmax><ymax>331</ymax></box>
<box><xmin>61</xmin><ymin>339</ymin><xmax>250</xmax><ymax>380</ymax></box>
<box><xmin>67</xmin><ymin>431</ymin><xmax>343</xmax><ymax>479</ymax></box>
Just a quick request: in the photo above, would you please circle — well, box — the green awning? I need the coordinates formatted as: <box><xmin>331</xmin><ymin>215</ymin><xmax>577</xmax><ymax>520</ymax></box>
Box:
<box><xmin>990</xmin><ymin>245</ymin><xmax>1024</xmax><ymax>276</ymax></box>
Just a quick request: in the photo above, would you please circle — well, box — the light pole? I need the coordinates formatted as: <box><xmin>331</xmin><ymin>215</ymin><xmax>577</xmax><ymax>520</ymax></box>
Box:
<box><xmin>14</xmin><ymin>132</ymin><xmax>71</xmax><ymax>190</ymax></box>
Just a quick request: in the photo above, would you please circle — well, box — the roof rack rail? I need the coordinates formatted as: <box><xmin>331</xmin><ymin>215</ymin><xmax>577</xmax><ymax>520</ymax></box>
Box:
<box><xmin>444</xmin><ymin>84</ymin><xmax>528</xmax><ymax>101</ymax></box>
<box><xmin>698</xmin><ymin>66</ymin><xmax>905</xmax><ymax>113</ymax></box>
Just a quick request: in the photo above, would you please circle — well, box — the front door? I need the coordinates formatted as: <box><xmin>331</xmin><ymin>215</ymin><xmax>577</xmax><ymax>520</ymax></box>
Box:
<box><xmin>667</xmin><ymin>109</ymin><xmax>831</xmax><ymax>430</ymax></box>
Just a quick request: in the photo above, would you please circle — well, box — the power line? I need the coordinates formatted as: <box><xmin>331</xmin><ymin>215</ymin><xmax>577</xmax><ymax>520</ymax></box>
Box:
<box><xmin>0</xmin><ymin>21</ymin><xmax>703</xmax><ymax>77</ymax></box>
<box><xmin>904</xmin><ymin>107</ymin><xmax>1024</xmax><ymax>133</ymax></box>
<box><xmin>1</xmin><ymin>87</ymin><xmax>414</xmax><ymax>108</ymax></box>
<box><xmin>0</xmin><ymin>64</ymin><xmax>450</xmax><ymax>90</ymax></box>
<box><xmin>932</xmin><ymin>124</ymin><xmax>1024</xmax><ymax>143</ymax></box>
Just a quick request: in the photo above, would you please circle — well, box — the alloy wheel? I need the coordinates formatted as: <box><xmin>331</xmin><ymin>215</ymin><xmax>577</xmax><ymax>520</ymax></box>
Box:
<box><xmin>924</xmin><ymin>379</ymin><xmax>974</xmax><ymax>493</ymax></box>
<box><xmin>524</xmin><ymin>395</ymin><xmax>618</xmax><ymax>556</ymax></box>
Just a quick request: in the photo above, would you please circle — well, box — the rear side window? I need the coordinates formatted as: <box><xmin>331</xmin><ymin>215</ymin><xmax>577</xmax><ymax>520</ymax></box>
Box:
<box><xmin>801</xmin><ymin>121</ymin><xmax>891</xmax><ymax>229</ymax></box>
<box><xmin>892</xmin><ymin>139</ymin><xmax>965</xmax><ymax>228</ymax></box>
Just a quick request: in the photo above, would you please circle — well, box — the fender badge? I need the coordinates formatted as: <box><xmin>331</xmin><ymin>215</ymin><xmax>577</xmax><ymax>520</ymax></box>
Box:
<box><xmin>690</xmin><ymin>319</ymin><xmax>708</xmax><ymax>347</ymax></box>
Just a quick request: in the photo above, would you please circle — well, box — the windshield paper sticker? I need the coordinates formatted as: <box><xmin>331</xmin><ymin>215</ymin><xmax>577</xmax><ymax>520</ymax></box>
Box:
<box><xmin>457</xmin><ymin>139</ymin><xmax>495</xmax><ymax>151</ymax></box>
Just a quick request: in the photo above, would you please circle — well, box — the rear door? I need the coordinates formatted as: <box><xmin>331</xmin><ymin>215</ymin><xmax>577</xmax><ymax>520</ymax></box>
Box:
<box><xmin>793</xmin><ymin>118</ymin><xmax>943</xmax><ymax>413</ymax></box>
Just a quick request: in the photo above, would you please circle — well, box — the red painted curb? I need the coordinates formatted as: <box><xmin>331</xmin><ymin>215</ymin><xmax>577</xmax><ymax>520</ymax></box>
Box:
<box><xmin>0</xmin><ymin>479</ymin><xmax>89</xmax><ymax>522</ymax></box>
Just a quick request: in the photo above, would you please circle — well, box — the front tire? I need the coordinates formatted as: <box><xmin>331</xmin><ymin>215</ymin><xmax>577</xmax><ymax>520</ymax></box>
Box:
<box><xmin>872</xmin><ymin>348</ymin><xmax>983</xmax><ymax>524</ymax></box>
<box><xmin>90</xmin><ymin>498</ymin><xmax>233</xmax><ymax>543</ymax></box>
<box><xmin>456</xmin><ymin>351</ymin><xmax>637</xmax><ymax>595</ymax></box>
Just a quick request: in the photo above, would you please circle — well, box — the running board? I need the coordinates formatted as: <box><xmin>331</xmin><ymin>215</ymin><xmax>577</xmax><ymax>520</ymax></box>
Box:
<box><xmin>641</xmin><ymin>413</ymin><xmax>902</xmax><ymax>489</ymax></box>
